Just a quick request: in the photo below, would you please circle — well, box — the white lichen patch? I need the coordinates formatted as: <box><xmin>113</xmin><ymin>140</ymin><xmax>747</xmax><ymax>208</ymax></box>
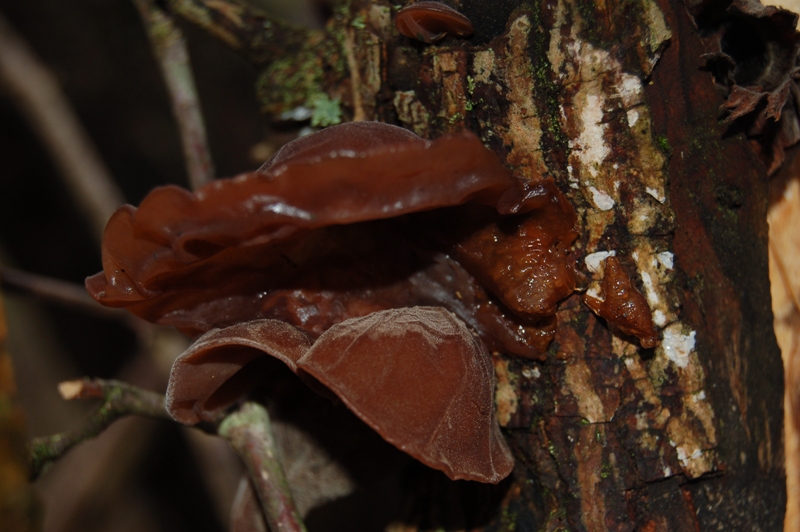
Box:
<box><xmin>646</xmin><ymin>186</ymin><xmax>666</xmax><ymax>203</ymax></box>
<box><xmin>585</xmin><ymin>286</ymin><xmax>602</xmax><ymax>300</ymax></box>
<box><xmin>493</xmin><ymin>358</ymin><xmax>518</xmax><ymax>427</ymax></box>
<box><xmin>574</xmin><ymin>94</ymin><xmax>611</xmax><ymax>178</ymax></box>
<box><xmin>641</xmin><ymin>0</ymin><xmax>672</xmax><ymax>67</ymax></box>
<box><xmin>521</xmin><ymin>366</ymin><xmax>541</xmax><ymax>379</ymax></box>
<box><xmin>674</xmin><ymin>444</ymin><xmax>702</xmax><ymax>468</ymax></box>
<box><xmin>629</xmin><ymin>242</ymin><xmax>674</xmax><ymax>326</ymax></box>
<box><xmin>628</xmin><ymin>198</ymin><xmax>662</xmax><ymax>235</ymax></box>
<box><xmin>685</xmin><ymin>390</ymin><xmax>717</xmax><ymax>445</ymax></box>
<box><xmin>617</xmin><ymin>73</ymin><xmax>643</xmax><ymax>108</ymax></box>
<box><xmin>627</xmin><ymin>108</ymin><xmax>640</xmax><ymax>127</ymax></box>
<box><xmin>639</xmin><ymin>270</ymin><xmax>659</xmax><ymax>307</ymax></box>
<box><xmin>661</xmin><ymin>325</ymin><xmax>696</xmax><ymax>369</ymax></box>
<box><xmin>656</xmin><ymin>251</ymin><xmax>674</xmax><ymax>270</ymax></box>
<box><xmin>587</xmin><ymin>185</ymin><xmax>615</xmax><ymax>210</ymax></box>
<box><xmin>669</xmin><ymin>436</ymin><xmax>715</xmax><ymax>479</ymax></box>
<box><xmin>584</xmin><ymin>250</ymin><xmax>616</xmax><ymax>273</ymax></box>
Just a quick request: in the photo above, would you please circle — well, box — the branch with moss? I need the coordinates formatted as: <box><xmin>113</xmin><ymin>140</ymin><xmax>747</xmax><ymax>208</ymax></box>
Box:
<box><xmin>29</xmin><ymin>380</ymin><xmax>307</xmax><ymax>530</ymax></box>
<box><xmin>28</xmin><ymin>378</ymin><xmax>171</xmax><ymax>479</ymax></box>
<box><xmin>219</xmin><ymin>402</ymin><xmax>307</xmax><ymax>532</ymax></box>
<box><xmin>133</xmin><ymin>0</ymin><xmax>215</xmax><ymax>190</ymax></box>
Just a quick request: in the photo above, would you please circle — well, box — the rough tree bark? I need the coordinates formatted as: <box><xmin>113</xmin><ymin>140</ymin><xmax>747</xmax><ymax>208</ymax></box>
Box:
<box><xmin>146</xmin><ymin>0</ymin><xmax>790</xmax><ymax>529</ymax></box>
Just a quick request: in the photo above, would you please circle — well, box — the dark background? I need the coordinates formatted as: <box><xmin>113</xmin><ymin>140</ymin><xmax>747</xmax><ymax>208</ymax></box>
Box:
<box><xmin>0</xmin><ymin>1</ymin><xmax>318</xmax><ymax>530</ymax></box>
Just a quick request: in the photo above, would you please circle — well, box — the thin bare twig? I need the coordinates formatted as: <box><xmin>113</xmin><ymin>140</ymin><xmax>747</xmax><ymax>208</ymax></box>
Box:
<box><xmin>133</xmin><ymin>0</ymin><xmax>215</xmax><ymax>190</ymax></box>
<box><xmin>164</xmin><ymin>0</ymin><xmax>317</xmax><ymax>68</ymax></box>
<box><xmin>219</xmin><ymin>402</ymin><xmax>307</xmax><ymax>532</ymax></box>
<box><xmin>0</xmin><ymin>266</ymin><xmax>123</xmax><ymax>319</ymax></box>
<box><xmin>0</xmin><ymin>11</ymin><xmax>125</xmax><ymax>240</ymax></box>
<box><xmin>28</xmin><ymin>378</ymin><xmax>170</xmax><ymax>479</ymax></box>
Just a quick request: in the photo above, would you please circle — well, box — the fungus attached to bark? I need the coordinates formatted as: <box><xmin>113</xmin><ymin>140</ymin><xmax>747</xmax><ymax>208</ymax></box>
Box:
<box><xmin>85</xmin><ymin>121</ymin><xmax>576</xmax><ymax>358</ymax></box>
<box><xmin>395</xmin><ymin>1</ymin><xmax>474</xmax><ymax>43</ymax></box>
<box><xmin>583</xmin><ymin>256</ymin><xmax>659</xmax><ymax>349</ymax></box>
<box><xmin>87</xmin><ymin>121</ymin><xmax>579</xmax><ymax>484</ymax></box>
<box><xmin>166</xmin><ymin>307</ymin><xmax>514</xmax><ymax>483</ymax></box>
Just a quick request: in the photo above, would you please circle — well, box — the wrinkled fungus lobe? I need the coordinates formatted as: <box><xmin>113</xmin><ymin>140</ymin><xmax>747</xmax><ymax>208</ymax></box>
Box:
<box><xmin>167</xmin><ymin>308</ymin><xmax>514</xmax><ymax>483</ymax></box>
<box><xmin>395</xmin><ymin>1</ymin><xmax>474</xmax><ymax>43</ymax></box>
<box><xmin>583</xmin><ymin>256</ymin><xmax>659</xmax><ymax>349</ymax></box>
<box><xmin>87</xmin><ymin>121</ymin><xmax>578</xmax><ymax>483</ymax></box>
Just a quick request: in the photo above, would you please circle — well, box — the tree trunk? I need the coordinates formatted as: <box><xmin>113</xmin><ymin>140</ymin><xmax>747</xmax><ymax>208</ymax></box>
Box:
<box><xmin>176</xmin><ymin>0</ymin><xmax>788</xmax><ymax>528</ymax></box>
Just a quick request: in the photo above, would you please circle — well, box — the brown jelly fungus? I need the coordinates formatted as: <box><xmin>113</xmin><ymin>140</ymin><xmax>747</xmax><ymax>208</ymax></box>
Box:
<box><xmin>87</xmin><ymin>121</ymin><xmax>580</xmax><ymax>483</ymax></box>
<box><xmin>395</xmin><ymin>1</ymin><xmax>474</xmax><ymax>43</ymax></box>
<box><xmin>583</xmin><ymin>256</ymin><xmax>659</xmax><ymax>349</ymax></box>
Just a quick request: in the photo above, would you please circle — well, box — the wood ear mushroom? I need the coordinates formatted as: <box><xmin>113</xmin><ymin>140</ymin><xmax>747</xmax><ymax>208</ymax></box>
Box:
<box><xmin>87</xmin><ymin>121</ymin><xmax>579</xmax><ymax>483</ymax></box>
<box><xmin>395</xmin><ymin>1</ymin><xmax>474</xmax><ymax>43</ymax></box>
<box><xmin>166</xmin><ymin>308</ymin><xmax>514</xmax><ymax>483</ymax></box>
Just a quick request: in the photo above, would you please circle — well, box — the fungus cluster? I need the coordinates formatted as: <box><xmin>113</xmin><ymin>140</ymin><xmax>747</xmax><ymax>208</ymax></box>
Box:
<box><xmin>87</xmin><ymin>121</ymin><xmax>579</xmax><ymax>483</ymax></box>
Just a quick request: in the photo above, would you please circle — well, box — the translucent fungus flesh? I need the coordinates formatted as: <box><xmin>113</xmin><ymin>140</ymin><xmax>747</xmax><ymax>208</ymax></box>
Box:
<box><xmin>583</xmin><ymin>256</ymin><xmax>660</xmax><ymax>349</ymax></box>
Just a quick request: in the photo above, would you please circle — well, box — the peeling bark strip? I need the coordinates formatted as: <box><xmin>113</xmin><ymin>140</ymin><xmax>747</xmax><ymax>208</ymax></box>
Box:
<box><xmin>173</xmin><ymin>0</ymin><xmax>785</xmax><ymax>528</ymax></box>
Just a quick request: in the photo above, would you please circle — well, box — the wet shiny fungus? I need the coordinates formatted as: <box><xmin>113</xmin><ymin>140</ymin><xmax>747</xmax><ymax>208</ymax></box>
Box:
<box><xmin>87</xmin><ymin>121</ymin><xmax>578</xmax><ymax>483</ymax></box>
<box><xmin>583</xmin><ymin>256</ymin><xmax>659</xmax><ymax>349</ymax></box>
<box><xmin>395</xmin><ymin>1</ymin><xmax>474</xmax><ymax>43</ymax></box>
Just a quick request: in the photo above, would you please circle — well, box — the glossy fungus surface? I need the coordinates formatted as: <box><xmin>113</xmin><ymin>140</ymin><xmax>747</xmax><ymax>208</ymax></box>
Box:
<box><xmin>442</xmin><ymin>180</ymin><xmax>578</xmax><ymax>321</ymax></box>
<box><xmin>395</xmin><ymin>1</ymin><xmax>474</xmax><ymax>43</ymax></box>
<box><xmin>86</xmin><ymin>122</ymin><xmax>577</xmax><ymax>358</ymax></box>
<box><xmin>583</xmin><ymin>256</ymin><xmax>659</xmax><ymax>349</ymax></box>
<box><xmin>87</xmin><ymin>121</ymin><xmax>579</xmax><ymax>483</ymax></box>
<box><xmin>166</xmin><ymin>308</ymin><xmax>514</xmax><ymax>483</ymax></box>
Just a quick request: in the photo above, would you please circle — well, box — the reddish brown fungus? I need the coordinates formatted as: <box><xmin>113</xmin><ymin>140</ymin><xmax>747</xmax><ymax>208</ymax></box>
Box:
<box><xmin>583</xmin><ymin>256</ymin><xmax>659</xmax><ymax>349</ymax></box>
<box><xmin>445</xmin><ymin>180</ymin><xmax>578</xmax><ymax>321</ymax></box>
<box><xmin>395</xmin><ymin>1</ymin><xmax>474</xmax><ymax>43</ymax></box>
<box><xmin>85</xmin><ymin>122</ymin><xmax>575</xmax><ymax>359</ymax></box>
<box><xmin>87</xmin><ymin>121</ymin><xmax>579</xmax><ymax>483</ymax></box>
<box><xmin>166</xmin><ymin>308</ymin><xmax>514</xmax><ymax>483</ymax></box>
<box><xmin>166</xmin><ymin>319</ymin><xmax>312</xmax><ymax>424</ymax></box>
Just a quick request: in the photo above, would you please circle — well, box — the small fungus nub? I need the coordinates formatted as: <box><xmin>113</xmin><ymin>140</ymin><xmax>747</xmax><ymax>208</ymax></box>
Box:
<box><xmin>395</xmin><ymin>1</ymin><xmax>474</xmax><ymax>43</ymax></box>
<box><xmin>583</xmin><ymin>256</ymin><xmax>659</xmax><ymax>348</ymax></box>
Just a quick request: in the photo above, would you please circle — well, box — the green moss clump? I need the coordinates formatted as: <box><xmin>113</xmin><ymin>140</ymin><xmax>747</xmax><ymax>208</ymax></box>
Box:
<box><xmin>309</xmin><ymin>93</ymin><xmax>342</xmax><ymax>127</ymax></box>
<box><xmin>656</xmin><ymin>135</ymin><xmax>672</xmax><ymax>156</ymax></box>
<box><xmin>256</xmin><ymin>51</ymin><xmax>324</xmax><ymax>117</ymax></box>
